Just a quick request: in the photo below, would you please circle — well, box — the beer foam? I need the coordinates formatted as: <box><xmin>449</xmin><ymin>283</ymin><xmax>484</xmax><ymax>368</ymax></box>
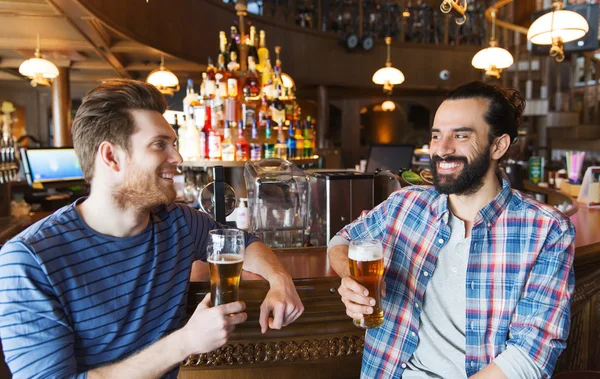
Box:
<box><xmin>207</xmin><ymin>254</ymin><xmax>244</xmax><ymax>264</ymax></box>
<box><xmin>349</xmin><ymin>245</ymin><xmax>382</xmax><ymax>262</ymax></box>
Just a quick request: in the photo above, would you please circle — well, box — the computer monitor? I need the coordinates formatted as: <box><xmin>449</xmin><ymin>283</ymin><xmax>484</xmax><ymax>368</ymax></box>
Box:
<box><xmin>366</xmin><ymin>144</ymin><xmax>415</xmax><ymax>173</ymax></box>
<box><xmin>20</xmin><ymin>147</ymin><xmax>85</xmax><ymax>187</ymax></box>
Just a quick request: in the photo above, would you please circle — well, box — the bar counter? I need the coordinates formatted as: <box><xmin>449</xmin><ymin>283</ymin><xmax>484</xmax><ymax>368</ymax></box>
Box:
<box><xmin>182</xmin><ymin>204</ymin><xmax>600</xmax><ymax>378</ymax></box>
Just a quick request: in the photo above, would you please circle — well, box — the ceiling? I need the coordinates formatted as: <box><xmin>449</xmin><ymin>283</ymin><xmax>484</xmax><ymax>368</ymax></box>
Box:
<box><xmin>0</xmin><ymin>0</ymin><xmax>203</xmax><ymax>93</ymax></box>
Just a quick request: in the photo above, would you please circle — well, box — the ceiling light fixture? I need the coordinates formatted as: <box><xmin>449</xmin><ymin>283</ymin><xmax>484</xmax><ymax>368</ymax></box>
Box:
<box><xmin>381</xmin><ymin>99</ymin><xmax>396</xmax><ymax>112</ymax></box>
<box><xmin>18</xmin><ymin>34</ymin><xmax>59</xmax><ymax>87</ymax></box>
<box><xmin>472</xmin><ymin>10</ymin><xmax>514</xmax><ymax>78</ymax></box>
<box><xmin>527</xmin><ymin>1</ymin><xmax>589</xmax><ymax>62</ymax></box>
<box><xmin>146</xmin><ymin>55</ymin><xmax>180</xmax><ymax>95</ymax></box>
<box><xmin>372</xmin><ymin>37</ymin><xmax>405</xmax><ymax>94</ymax></box>
<box><xmin>440</xmin><ymin>0</ymin><xmax>467</xmax><ymax>25</ymax></box>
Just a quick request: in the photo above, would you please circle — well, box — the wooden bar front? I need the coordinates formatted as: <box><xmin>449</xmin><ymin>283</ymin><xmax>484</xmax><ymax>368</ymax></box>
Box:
<box><xmin>180</xmin><ymin>247</ymin><xmax>363</xmax><ymax>379</ymax></box>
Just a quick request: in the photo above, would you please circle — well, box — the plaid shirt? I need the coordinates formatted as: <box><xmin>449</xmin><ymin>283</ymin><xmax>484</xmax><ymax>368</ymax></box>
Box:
<box><xmin>337</xmin><ymin>179</ymin><xmax>575</xmax><ymax>378</ymax></box>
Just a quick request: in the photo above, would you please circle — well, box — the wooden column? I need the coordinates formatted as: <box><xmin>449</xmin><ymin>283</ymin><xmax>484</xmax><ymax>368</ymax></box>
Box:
<box><xmin>52</xmin><ymin>67</ymin><xmax>72</xmax><ymax>147</ymax></box>
<box><xmin>317</xmin><ymin>85</ymin><xmax>329</xmax><ymax>149</ymax></box>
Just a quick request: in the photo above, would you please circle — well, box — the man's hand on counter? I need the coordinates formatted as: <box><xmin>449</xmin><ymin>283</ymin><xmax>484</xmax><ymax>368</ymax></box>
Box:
<box><xmin>260</xmin><ymin>273</ymin><xmax>304</xmax><ymax>334</ymax></box>
<box><xmin>241</xmin><ymin>241</ymin><xmax>305</xmax><ymax>334</ymax></box>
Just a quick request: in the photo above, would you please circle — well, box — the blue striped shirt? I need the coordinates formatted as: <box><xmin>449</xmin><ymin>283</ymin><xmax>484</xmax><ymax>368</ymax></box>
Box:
<box><xmin>0</xmin><ymin>198</ymin><xmax>258</xmax><ymax>379</ymax></box>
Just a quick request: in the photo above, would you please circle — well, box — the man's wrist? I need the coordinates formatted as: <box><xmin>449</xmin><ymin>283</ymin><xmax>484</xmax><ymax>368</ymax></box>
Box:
<box><xmin>169</xmin><ymin>328</ymin><xmax>192</xmax><ymax>363</ymax></box>
<box><xmin>267</xmin><ymin>271</ymin><xmax>293</xmax><ymax>288</ymax></box>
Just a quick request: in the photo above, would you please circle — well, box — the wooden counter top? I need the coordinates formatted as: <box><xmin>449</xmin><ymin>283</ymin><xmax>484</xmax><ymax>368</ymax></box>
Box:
<box><xmin>189</xmin><ymin>204</ymin><xmax>600</xmax><ymax>283</ymax></box>
<box><xmin>190</xmin><ymin>247</ymin><xmax>335</xmax><ymax>283</ymax></box>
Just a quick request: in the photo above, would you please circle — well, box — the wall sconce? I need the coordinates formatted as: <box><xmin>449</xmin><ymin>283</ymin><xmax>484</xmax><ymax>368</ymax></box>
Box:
<box><xmin>440</xmin><ymin>0</ymin><xmax>467</xmax><ymax>25</ymax></box>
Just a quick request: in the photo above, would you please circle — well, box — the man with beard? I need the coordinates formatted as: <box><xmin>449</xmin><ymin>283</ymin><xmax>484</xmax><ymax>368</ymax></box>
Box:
<box><xmin>328</xmin><ymin>81</ymin><xmax>575</xmax><ymax>379</ymax></box>
<box><xmin>0</xmin><ymin>79</ymin><xmax>304</xmax><ymax>379</ymax></box>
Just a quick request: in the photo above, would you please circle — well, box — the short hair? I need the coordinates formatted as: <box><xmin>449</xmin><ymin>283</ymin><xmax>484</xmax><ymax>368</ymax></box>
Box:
<box><xmin>71</xmin><ymin>79</ymin><xmax>168</xmax><ymax>181</ymax></box>
<box><xmin>444</xmin><ymin>81</ymin><xmax>525</xmax><ymax>144</ymax></box>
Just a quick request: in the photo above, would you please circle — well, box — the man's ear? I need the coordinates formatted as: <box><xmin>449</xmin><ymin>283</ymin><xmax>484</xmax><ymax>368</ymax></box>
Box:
<box><xmin>97</xmin><ymin>142</ymin><xmax>123</xmax><ymax>173</ymax></box>
<box><xmin>491</xmin><ymin>134</ymin><xmax>511</xmax><ymax>161</ymax></box>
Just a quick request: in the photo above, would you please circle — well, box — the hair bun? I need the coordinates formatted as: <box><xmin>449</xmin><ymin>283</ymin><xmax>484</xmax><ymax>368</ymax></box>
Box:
<box><xmin>507</xmin><ymin>90</ymin><xmax>525</xmax><ymax>121</ymax></box>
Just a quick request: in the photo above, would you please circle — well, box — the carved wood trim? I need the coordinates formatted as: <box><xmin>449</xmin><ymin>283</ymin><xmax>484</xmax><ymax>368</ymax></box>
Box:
<box><xmin>182</xmin><ymin>336</ymin><xmax>365</xmax><ymax>367</ymax></box>
<box><xmin>573</xmin><ymin>274</ymin><xmax>600</xmax><ymax>306</ymax></box>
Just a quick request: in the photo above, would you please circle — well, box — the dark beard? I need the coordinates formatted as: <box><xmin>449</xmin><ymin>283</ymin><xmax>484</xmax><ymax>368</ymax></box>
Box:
<box><xmin>430</xmin><ymin>144</ymin><xmax>491</xmax><ymax>196</ymax></box>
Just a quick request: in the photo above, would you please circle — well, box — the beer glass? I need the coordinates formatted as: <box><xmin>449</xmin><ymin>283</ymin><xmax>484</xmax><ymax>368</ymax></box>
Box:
<box><xmin>207</xmin><ymin>229</ymin><xmax>245</xmax><ymax>306</ymax></box>
<box><xmin>348</xmin><ymin>239</ymin><xmax>384</xmax><ymax>329</ymax></box>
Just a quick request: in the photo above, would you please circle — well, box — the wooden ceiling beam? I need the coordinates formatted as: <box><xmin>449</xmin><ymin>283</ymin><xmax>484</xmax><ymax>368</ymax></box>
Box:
<box><xmin>45</xmin><ymin>0</ymin><xmax>130</xmax><ymax>78</ymax></box>
<box><xmin>0</xmin><ymin>37</ymin><xmax>93</xmax><ymax>51</ymax></box>
<box><xmin>110</xmin><ymin>40</ymin><xmax>177</xmax><ymax>59</ymax></box>
<box><xmin>0</xmin><ymin>1</ymin><xmax>60</xmax><ymax>17</ymax></box>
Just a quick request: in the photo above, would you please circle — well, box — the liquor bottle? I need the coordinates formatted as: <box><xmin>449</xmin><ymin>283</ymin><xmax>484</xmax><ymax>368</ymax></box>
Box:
<box><xmin>294</xmin><ymin>119</ymin><xmax>304</xmax><ymax>158</ymax></box>
<box><xmin>178</xmin><ymin>114</ymin><xmax>188</xmax><ymax>158</ymax></box>
<box><xmin>257</xmin><ymin>94</ymin><xmax>270</xmax><ymax>127</ymax></box>
<box><xmin>241</xmin><ymin>87</ymin><xmax>257</xmax><ymax>127</ymax></box>
<box><xmin>205</xmin><ymin>57</ymin><xmax>217</xmax><ymax>99</ymax></box>
<box><xmin>262</xmin><ymin>58</ymin><xmax>274</xmax><ymax>100</ymax></box>
<box><xmin>275</xmin><ymin>120</ymin><xmax>287</xmax><ymax>160</ymax></box>
<box><xmin>200</xmin><ymin>106</ymin><xmax>212</xmax><ymax>159</ymax></box>
<box><xmin>303</xmin><ymin>118</ymin><xmax>313</xmax><ymax>158</ymax></box>
<box><xmin>286</xmin><ymin>121</ymin><xmax>297</xmax><ymax>159</ymax></box>
<box><xmin>183</xmin><ymin>79</ymin><xmax>196</xmax><ymax>116</ymax></box>
<box><xmin>235</xmin><ymin>120</ymin><xmax>250</xmax><ymax>161</ymax></box>
<box><xmin>208</xmin><ymin>120</ymin><xmax>222</xmax><ymax>160</ymax></box>
<box><xmin>221</xmin><ymin>121</ymin><xmax>235</xmax><ymax>161</ymax></box>
<box><xmin>200</xmin><ymin>72</ymin><xmax>207</xmax><ymax>101</ymax></box>
<box><xmin>270</xmin><ymin>84</ymin><xmax>285</xmax><ymax>123</ymax></box>
<box><xmin>228</xmin><ymin>26</ymin><xmax>240</xmax><ymax>59</ymax></box>
<box><xmin>249</xmin><ymin>120</ymin><xmax>262</xmax><ymax>161</ymax></box>
<box><xmin>257</xmin><ymin>30</ymin><xmax>270</xmax><ymax>72</ymax></box>
<box><xmin>225</xmin><ymin>97</ymin><xmax>238</xmax><ymax>125</ymax></box>
<box><xmin>212</xmin><ymin>85</ymin><xmax>225</xmax><ymax>130</ymax></box>
<box><xmin>273</xmin><ymin>46</ymin><xmax>283</xmax><ymax>88</ymax></box>
<box><xmin>171</xmin><ymin>114</ymin><xmax>180</xmax><ymax>136</ymax></box>
<box><xmin>185</xmin><ymin>113</ymin><xmax>201</xmax><ymax>161</ymax></box>
<box><xmin>216</xmin><ymin>54</ymin><xmax>229</xmax><ymax>99</ymax></box>
<box><xmin>227</xmin><ymin>51</ymin><xmax>240</xmax><ymax>98</ymax></box>
<box><xmin>243</xmin><ymin>56</ymin><xmax>261</xmax><ymax>99</ymax></box>
<box><xmin>247</xmin><ymin>26</ymin><xmax>259</xmax><ymax>68</ymax></box>
<box><xmin>263</xmin><ymin>119</ymin><xmax>276</xmax><ymax>159</ymax></box>
<box><xmin>219</xmin><ymin>31</ymin><xmax>229</xmax><ymax>66</ymax></box>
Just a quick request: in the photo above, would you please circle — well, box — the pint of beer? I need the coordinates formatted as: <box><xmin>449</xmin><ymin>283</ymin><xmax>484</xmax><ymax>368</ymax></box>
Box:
<box><xmin>348</xmin><ymin>239</ymin><xmax>384</xmax><ymax>329</ymax></box>
<box><xmin>207</xmin><ymin>229</ymin><xmax>245</xmax><ymax>306</ymax></box>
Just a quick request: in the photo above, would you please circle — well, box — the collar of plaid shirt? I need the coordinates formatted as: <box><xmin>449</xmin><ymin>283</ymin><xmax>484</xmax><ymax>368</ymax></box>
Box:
<box><xmin>345</xmin><ymin>178</ymin><xmax>575</xmax><ymax>379</ymax></box>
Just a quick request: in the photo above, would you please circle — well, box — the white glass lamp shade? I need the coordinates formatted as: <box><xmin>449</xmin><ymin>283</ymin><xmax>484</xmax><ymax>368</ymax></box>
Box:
<box><xmin>147</xmin><ymin>66</ymin><xmax>180</xmax><ymax>95</ymax></box>
<box><xmin>372</xmin><ymin>66</ymin><xmax>405</xmax><ymax>85</ymax></box>
<box><xmin>281</xmin><ymin>72</ymin><xmax>296</xmax><ymax>89</ymax></box>
<box><xmin>472</xmin><ymin>46</ymin><xmax>514</xmax><ymax>70</ymax></box>
<box><xmin>147</xmin><ymin>67</ymin><xmax>179</xmax><ymax>88</ymax></box>
<box><xmin>381</xmin><ymin>100</ymin><xmax>396</xmax><ymax>112</ymax></box>
<box><xmin>527</xmin><ymin>9</ymin><xmax>589</xmax><ymax>45</ymax></box>
<box><xmin>18</xmin><ymin>57</ymin><xmax>59</xmax><ymax>79</ymax></box>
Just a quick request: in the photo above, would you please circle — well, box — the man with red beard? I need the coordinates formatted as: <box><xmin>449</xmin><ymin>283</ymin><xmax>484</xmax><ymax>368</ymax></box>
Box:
<box><xmin>0</xmin><ymin>79</ymin><xmax>303</xmax><ymax>379</ymax></box>
<box><xmin>329</xmin><ymin>82</ymin><xmax>575</xmax><ymax>379</ymax></box>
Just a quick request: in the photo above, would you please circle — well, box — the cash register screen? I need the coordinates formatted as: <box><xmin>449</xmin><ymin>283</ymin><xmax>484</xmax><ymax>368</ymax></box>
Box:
<box><xmin>22</xmin><ymin>148</ymin><xmax>84</xmax><ymax>185</ymax></box>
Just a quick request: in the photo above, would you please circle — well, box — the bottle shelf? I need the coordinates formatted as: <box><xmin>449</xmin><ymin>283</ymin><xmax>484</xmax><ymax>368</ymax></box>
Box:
<box><xmin>181</xmin><ymin>156</ymin><xmax>320</xmax><ymax>168</ymax></box>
